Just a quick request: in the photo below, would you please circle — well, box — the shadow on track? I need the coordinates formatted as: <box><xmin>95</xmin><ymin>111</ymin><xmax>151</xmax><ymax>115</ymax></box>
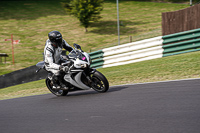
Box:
<box><xmin>65</xmin><ymin>86</ymin><xmax>128</xmax><ymax>97</ymax></box>
<box><xmin>45</xmin><ymin>86</ymin><xmax>129</xmax><ymax>100</ymax></box>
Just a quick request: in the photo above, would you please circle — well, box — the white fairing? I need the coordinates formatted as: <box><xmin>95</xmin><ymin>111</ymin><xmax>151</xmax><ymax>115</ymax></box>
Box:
<box><xmin>73</xmin><ymin>52</ymin><xmax>91</xmax><ymax>68</ymax></box>
<box><xmin>74</xmin><ymin>59</ymin><xmax>87</xmax><ymax>68</ymax></box>
<box><xmin>83</xmin><ymin>52</ymin><xmax>91</xmax><ymax>65</ymax></box>
<box><xmin>63</xmin><ymin>47</ymin><xmax>93</xmax><ymax>90</ymax></box>
<box><xmin>64</xmin><ymin>71</ymin><xmax>91</xmax><ymax>90</ymax></box>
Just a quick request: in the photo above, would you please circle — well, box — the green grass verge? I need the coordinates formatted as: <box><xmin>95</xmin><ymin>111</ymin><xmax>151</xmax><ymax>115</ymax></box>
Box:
<box><xmin>1</xmin><ymin>51</ymin><xmax>200</xmax><ymax>100</ymax></box>
<box><xmin>0</xmin><ymin>80</ymin><xmax>48</xmax><ymax>100</ymax></box>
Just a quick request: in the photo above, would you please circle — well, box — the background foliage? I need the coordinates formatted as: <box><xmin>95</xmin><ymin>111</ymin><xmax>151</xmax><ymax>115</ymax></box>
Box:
<box><xmin>64</xmin><ymin>0</ymin><xmax>104</xmax><ymax>32</ymax></box>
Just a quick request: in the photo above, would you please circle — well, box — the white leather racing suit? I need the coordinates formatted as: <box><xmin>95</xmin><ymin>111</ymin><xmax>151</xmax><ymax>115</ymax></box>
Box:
<box><xmin>44</xmin><ymin>39</ymin><xmax>73</xmax><ymax>75</ymax></box>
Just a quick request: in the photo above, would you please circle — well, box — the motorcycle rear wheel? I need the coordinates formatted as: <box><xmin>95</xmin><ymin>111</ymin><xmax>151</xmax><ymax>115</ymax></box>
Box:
<box><xmin>91</xmin><ymin>71</ymin><xmax>109</xmax><ymax>93</ymax></box>
<box><xmin>45</xmin><ymin>78</ymin><xmax>68</xmax><ymax>96</ymax></box>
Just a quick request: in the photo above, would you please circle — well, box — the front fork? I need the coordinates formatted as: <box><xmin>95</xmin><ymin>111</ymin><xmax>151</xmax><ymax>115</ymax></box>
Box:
<box><xmin>82</xmin><ymin>68</ymin><xmax>96</xmax><ymax>87</ymax></box>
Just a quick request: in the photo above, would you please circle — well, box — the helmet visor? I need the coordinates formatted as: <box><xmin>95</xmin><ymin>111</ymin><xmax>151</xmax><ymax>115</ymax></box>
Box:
<box><xmin>53</xmin><ymin>37</ymin><xmax>62</xmax><ymax>47</ymax></box>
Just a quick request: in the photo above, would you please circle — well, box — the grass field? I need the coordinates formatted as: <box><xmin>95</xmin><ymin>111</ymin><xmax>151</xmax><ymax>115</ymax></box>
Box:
<box><xmin>0</xmin><ymin>0</ymin><xmax>188</xmax><ymax>75</ymax></box>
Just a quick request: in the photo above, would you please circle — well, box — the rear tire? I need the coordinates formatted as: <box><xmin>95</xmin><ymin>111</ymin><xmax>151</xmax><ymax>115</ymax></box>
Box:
<box><xmin>91</xmin><ymin>71</ymin><xmax>109</xmax><ymax>93</ymax></box>
<box><xmin>45</xmin><ymin>78</ymin><xmax>68</xmax><ymax>96</ymax></box>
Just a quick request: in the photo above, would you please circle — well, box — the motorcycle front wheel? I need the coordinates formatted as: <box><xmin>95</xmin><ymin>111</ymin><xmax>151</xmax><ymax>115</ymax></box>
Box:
<box><xmin>45</xmin><ymin>78</ymin><xmax>68</xmax><ymax>96</ymax></box>
<box><xmin>91</xmin><ymin>71</ymin><xmax>109</xmax><ymax>93</ymax></box>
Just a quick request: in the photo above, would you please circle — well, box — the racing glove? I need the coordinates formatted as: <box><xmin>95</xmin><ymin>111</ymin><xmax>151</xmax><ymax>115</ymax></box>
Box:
<box><xmin>60</xmin><ymin>65</ymin><xmax>69</xmax><ymax>72</ymax></box>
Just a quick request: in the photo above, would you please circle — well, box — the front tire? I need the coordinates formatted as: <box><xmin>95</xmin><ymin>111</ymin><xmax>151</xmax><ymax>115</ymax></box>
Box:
<box><xmin>91</xmin><ymin>71</ymin><xmax>109</xmax><ymax>93</ymax></box>
<box><xmin>45</xmin><ymin>78</ymin><xmax>68</xmax><ymax>96</ymax></box>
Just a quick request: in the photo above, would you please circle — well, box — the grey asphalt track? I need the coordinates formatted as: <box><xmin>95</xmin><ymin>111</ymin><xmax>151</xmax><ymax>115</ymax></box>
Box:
<box><xmin>0</xmin><ymin>79</ymin><xmax>200</xmax><ymax>133</ymax></box>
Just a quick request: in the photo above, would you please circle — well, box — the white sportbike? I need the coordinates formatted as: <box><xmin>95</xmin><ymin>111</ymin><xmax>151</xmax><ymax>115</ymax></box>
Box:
<box><xmin>36</xmin><ymin>44</ymin><xmax>109</xmax><ymax>96</ymax></box>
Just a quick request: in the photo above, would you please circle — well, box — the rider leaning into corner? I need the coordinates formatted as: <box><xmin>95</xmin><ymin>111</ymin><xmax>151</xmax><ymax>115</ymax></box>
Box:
<box><xmin>44</xmin><ymin>31</ymin><xmax>73</xmax><ymax>90</ymax></box>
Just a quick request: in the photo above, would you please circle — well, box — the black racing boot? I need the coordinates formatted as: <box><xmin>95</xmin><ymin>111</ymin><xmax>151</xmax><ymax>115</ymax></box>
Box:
<box><xmin>57</xmin><ymin>75</ymin><xmax>68</xmax><ymax>90</ymax></box>
<box><xmin>59</xmin><ymin>82</ymin><xmax>68</xmax><ymax>90</ymax></box>
<box><xmin>52</xmin><ymin>75</ymin><xmax>61</xmax><ymax>90</ymax></box>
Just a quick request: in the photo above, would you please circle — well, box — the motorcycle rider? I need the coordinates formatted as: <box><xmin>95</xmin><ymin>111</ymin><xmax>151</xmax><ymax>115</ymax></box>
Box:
<box><xmin>44</xmin><ymin>31</ymin><xmax>73</xmax><ymax>90</ymax></box>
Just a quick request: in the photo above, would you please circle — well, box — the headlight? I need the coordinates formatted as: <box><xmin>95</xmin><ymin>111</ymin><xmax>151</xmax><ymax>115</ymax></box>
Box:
<box><xmin>81</xmin><ymin>64</ymin><xmax>87</xmax><ymax>68</ymax></box>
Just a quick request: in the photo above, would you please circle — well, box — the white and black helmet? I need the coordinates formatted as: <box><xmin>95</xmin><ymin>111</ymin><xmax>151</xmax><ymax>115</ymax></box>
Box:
<box><xmin>48</xmin><ymin>31</ymin><xmax>63</xmax><ymax>47</ymax></box>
